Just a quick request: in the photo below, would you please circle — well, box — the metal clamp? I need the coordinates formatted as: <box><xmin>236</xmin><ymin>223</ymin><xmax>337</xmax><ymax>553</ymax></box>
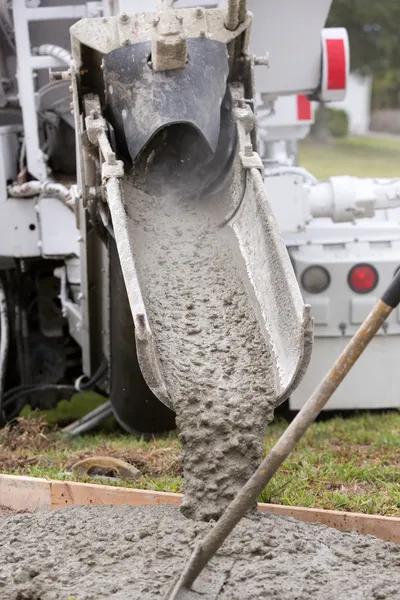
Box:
<box><xmin>239</xmin><ymin>144</ymin><xmax>263</xmax><ymax>170</ymax></box>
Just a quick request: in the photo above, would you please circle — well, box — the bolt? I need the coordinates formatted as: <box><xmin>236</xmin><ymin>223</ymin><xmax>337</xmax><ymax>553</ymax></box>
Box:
<box><xmin>255</xmin><ymin>54</ymin><xmax>269</xmax><ymax>67</ymax></box>
<box><xmin>153</xmin><ymin>16</ymin><xmax>160</xmax><ymax>26</ymax></box>
<box><xmin>244</xmin><ymin>143</ymin><xmax>253</xmax><ymax>157</ymax></box>
<box><xmin>123</xmin><ymin>38</ymin><xmax>130</xmax><ymax>46</ymax></box>
<box><xmin>119</xmin><ymin>12</ymin><xmax>129</xmax><ymax>23</ymax></box>
<box><xmin>77</xmin><ymin>235</ymin><xmax>83</xmax><ymax>243</ymax></box>
<box><xmin>199</xmin><ymin>30</ymin><xmax>206</xmax><ymax>38</ymax></box>
<box><xmin>195</xmin><ymin>7</ymin><xmax>204</xmax><ymax>18</ymax></box>
<box><xmin>107</xmin><ymin>152</ymin><xmax>117</xmax><ymax>166</ymax></box>
<box><xmin>100</xmin><ymin>60</ymin><xmax>104</xmax><ymax>70</ymax></box>
<box><xmin>68</xmin><ymin>85</ymin><xmax>73</xmax><ymax>93</ymax></box>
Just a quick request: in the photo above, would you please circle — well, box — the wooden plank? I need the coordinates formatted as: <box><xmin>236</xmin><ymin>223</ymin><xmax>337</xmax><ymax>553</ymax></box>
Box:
<box><xmin>0</xmin><ymin>474</ymin><xmax>51</xmax><ymax>512</ymax></box>
<box><xmin>258</xmin><ymin>503</ymin><xmax>400</xmax><ymax>544</ymax></box>
<box><xmin>51</xmin><ymin>480</ymin><xmax>182</xmax><ymax>510</ymax></box>
<box><xmin>2</xmin><ymin>474</ymin><xmax>399</xmax><ymax>544</ymax></box>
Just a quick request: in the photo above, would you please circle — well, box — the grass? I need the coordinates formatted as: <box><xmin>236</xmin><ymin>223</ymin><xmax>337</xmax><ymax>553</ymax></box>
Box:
<box><xmin>299</xmin><ymin>135</ymin><xmax>400</xmax><ymax>179</ymax></box>
<box><xmin>1</xmin><ymin>135</ymin><xmax>399</xmax><ymax>517</ymax></box>
<box><xmin>1</xmin><ymin>409</ymin><xmax>399</xmax><ymax>516</ymax></box>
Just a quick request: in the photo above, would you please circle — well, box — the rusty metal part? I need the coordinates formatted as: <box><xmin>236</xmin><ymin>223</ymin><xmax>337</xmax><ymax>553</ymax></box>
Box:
<box><xmin>165</xmin><ymin>297</ymin><xmax>394</xmax><ymax>599</ymax></box>
<box><xmin>71</xmin><ymin>456</ymin><xmax>141</xmax><ymax>480</ymax></box>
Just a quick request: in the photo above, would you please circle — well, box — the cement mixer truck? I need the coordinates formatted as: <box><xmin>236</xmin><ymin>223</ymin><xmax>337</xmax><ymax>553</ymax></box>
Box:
<box><xmin>249</xmin><ymin>0</ymin><xmax>400</xmax><ymax>411</ymax></box>
<box><xmin>0</xmin><ymin>0</ymin><xmax>397</xmax><ymax>439</ymax></box>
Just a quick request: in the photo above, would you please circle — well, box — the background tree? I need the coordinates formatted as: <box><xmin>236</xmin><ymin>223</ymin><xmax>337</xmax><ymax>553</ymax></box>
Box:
<box><xmin>312</xmin><ymin>0</ymin><xmax>400</xmax><ymax>140</ymax></box>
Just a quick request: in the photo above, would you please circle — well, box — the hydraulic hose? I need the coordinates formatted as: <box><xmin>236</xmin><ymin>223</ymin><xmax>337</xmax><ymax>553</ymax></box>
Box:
<box><xmin>32</xmin><ymin>44</ymin><xmax>73</xmax><ymax>67</ymax></box>
<box><xmin>1</xmin><ymin>360</ymin><xmax>108</xmax><ymax>425</ymax></box>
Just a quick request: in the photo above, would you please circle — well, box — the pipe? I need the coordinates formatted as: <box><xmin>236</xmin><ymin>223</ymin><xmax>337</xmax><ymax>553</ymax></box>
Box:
<box><xmin>8</xmin><ymin>181</ymin><xmax>71</xmax><ymax>204</ymax></box>
<box><xmin>31</xmin><ymin>44</ymin><xmax>73</xmax><ymax>67</ymax></box>
<box><xmin>309</xmin><ymin>176</ymin><xmax>400</xmax><ymax>222</ymax></box>
<box><xmin>264</xmin><ymin>166</ymin><xmax>318</xmax><ymax>185</ymax></box>
<box><xmin>0</xmin><ymin>279</ymin><xmax>9</xmax><ymax>427</ymax></box>
<box><xmin>62</xmin><ymin>401</ymin><xmax>113</xmax><ymax>436</ymax></box>
<box><xmin>166</xmin><ymin>268</ymin><xmax>400</xmax><ymax>599</ymax></box>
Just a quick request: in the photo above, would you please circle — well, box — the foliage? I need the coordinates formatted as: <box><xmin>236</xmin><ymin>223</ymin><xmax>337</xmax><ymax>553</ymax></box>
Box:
<box><xmin>371</xmin><ymin>68</ymin><xmax>400</xmax><ymax>110</ymax></box>
<box><xmin>310</xmin><ymin>106</ymin><xmax>349</xmax><ymax>143</ymax></box>
<box><xmin>325</xmin><ymin>107</ymin><xmax>349</xmax><ymax>137</ymax></box>
<box><xmin>328</xmin><ymin>0</ymin><xmax>400</xmax><ymax>74</ymax></box>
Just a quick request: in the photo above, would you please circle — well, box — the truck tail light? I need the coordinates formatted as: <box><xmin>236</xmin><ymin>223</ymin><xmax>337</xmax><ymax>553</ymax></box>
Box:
<box><xmin>301</xmin><ymin>266</ymin><xmax>331</xmax><ymax>294</ymax></box>
<box><xmin>348</xmin><ymin>264</ymin><xmax>378</xmax><ymax>294</ymax></box>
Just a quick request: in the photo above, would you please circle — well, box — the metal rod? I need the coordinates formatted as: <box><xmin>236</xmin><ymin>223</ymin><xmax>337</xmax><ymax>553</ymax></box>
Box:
<box><xmin>238</xmin><ymin>0</ymin><xmax>247</xmax><ymax>23</ymax></box>
<box><xmin>225</xmin><ymin>0</ymin><xmax>239</xmax><ymax>31</ymax></box>
<box><xmin>63</xmin><ymin>403</ymin><xmax>114</xmax><ymax>436</ymax></box>
<box><xmin>62</xmin><ymin>401</ymin><xmax>112</xmax><ymax>433</ymax></box>
<box><xmin>169</xmin><ymin>295</ymin><xmax>397</xmax><ymax>597</ymax></box>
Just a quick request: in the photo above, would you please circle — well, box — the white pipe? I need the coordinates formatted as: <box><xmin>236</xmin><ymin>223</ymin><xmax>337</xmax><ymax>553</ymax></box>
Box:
<box><xmin>0</xmin><ymin>279</ymin><xmax>9</xmax><ymax>425</ymax></box>
<box><xmin>8</xmin><ymin>181</ymin><xmax>72</xmax><ymax>204</ymax></box>
<box><xmin>264</xmin><ymin>166</ymin><xmax>318</xmax><ymax>185</ymax></box>
<box><xmin>32</xmin><ymin>44</ymin><xmax>73</xmax><ymax>67</ymax></box>
<box><xmin>309</xmin><ymin>176</ymin><xmax>400</xmax><ymax>222</ymax></box>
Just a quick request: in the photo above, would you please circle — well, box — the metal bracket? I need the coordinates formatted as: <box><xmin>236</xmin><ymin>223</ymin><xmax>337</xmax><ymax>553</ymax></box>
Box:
<box><xmin>239</xmin><ymin>144</ymin><xmax>264</xmax><ymax>170</ymax></box>
<box><xmin>84</xmin><ymin>96</ymin><xmax>125</xmax><ymax>183</ymax></box>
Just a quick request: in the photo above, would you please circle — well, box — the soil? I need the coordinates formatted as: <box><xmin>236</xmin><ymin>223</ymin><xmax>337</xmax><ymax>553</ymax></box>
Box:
<box><xmin>126</xmin><ymin>181</ymin><xmax>276</xmax><ymax>521</ymax></box>
<box><xmin>0</xmin><ymin>418</ymin><xmax>181</xmax><ymax>477</ymax></box>
<box><xmin>0</xmin><ymin>504</ymin><xmax>398</xmax><ymax>600</ymax></box>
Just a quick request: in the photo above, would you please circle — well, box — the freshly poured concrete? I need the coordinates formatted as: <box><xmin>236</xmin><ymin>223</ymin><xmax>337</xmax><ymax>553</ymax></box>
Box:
<box><xmin>125</xmin><ymin>182</ymin><xmax>276</xmax><ymax>520</ymax></box>
<box><xmin>0</xmin><ymin>504</ymin><xmax>398</xmax><ymax>600</ymax></box>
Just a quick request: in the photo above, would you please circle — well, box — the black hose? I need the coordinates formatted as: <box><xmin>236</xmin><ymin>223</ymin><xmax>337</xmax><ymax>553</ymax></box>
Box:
<box><xmin>74</xmin><ymin>359</ymin><xmax>108</xmax><ymax>392</ymax></box>
<box><xmin>2</xmin><ymin>360</ymin><xmax>108</xmax><ymax>424</ymax></box>
<box><xmin>4</xmin><ymin>384</ymin><xmax>76</xmax><ymax>421</ymax></box>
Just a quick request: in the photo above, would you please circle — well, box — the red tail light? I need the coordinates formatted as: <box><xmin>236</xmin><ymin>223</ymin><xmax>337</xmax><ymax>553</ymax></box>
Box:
<box><xmin>348</xmin><ymin>264</ymin><xmax>378</xmax><ymax>294</ymax></box>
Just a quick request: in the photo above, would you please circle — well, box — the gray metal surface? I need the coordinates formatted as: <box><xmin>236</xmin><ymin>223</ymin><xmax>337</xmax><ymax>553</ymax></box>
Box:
<box><xmin>103</xmin><ymin>38</ymin><xmax>229</xmax><ymax>161</ymax></box>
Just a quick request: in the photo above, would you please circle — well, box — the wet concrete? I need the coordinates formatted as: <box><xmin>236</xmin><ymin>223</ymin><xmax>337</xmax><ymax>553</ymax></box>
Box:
<box><xmin>125</xmin><ymin>183</ymin><xmax>276</xmax><ymax>520</ymax></box>
<box><xmin>0</xmin><ymin>505</ymin><xmax>398</xmax><ymax>600</ymax></box>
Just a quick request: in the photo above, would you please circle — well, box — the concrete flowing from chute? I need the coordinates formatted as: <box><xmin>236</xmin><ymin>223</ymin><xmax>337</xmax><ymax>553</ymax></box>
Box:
<box><xmin>125</xmin><ymin>178</ymin><xmax>276</xmax><ymax>521</ymax></box>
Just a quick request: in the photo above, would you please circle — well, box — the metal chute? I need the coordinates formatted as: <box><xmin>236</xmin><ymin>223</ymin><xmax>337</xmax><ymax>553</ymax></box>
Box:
<box><xmin>103</xmin><ymin>38</ymin><xmax>229</xmax><ymax>162</ymax></box>
<box><xmin>70</xmin><ymin>3</ymin><xmax>313</xmax><ymax>447</ymax></box>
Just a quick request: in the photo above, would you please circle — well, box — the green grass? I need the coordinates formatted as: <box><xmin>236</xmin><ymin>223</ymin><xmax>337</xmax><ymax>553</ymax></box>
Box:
<box><xmin>1</xmin><ymin>410</ymin><xmax>399</xmax><ymax>515</ymax></box>
<box><xmin>299</xmin><ymin>135</ymin><xmax>400</xmax><ymax>179</ymax></box>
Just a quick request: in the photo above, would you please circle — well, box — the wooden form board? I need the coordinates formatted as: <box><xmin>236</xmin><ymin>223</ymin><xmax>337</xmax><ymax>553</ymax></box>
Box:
<box><xmin>1</xmin><ymin>474</ymin><xmax>399</xmax><ymax>543</ymax></box>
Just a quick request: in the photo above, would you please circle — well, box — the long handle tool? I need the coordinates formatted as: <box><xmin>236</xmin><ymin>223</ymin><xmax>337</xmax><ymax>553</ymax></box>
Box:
<box><xmin>165</xmin><ymin>269</ymin><xmax>400</xmax><ymax>600</ymax></box>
